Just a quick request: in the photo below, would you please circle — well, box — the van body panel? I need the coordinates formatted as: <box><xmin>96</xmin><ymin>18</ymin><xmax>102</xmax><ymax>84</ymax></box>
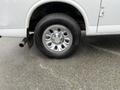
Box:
<box><xmin>0</xmin><ymin>0</ymin><xmax>120</xmax><ymax>37</ymax></box>
<box><xmin>0</xmin><ymin>0</ymin><xmax>101</xmax><ymax>37</ymax></box>
<box><xmin>98</xmin><ymin>0</ymin><xmax>120</xmax><ymax>33</ymax></box>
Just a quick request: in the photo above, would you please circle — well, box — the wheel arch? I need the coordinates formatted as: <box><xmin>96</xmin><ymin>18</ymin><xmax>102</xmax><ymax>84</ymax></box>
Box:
<box><xmin>26</xmin><ymin>0</ymin><xmax>89</xmax><ymax>32</ymax></box>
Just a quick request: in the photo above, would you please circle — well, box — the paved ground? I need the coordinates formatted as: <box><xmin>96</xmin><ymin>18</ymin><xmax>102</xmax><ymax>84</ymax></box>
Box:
<box><xmin>0</xmin><ymin>36</ymin><xmax>120</xmax><ymax>90</ymax></box>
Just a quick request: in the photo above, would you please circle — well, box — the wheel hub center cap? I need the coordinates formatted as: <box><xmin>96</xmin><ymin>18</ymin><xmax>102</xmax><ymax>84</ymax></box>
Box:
<box><xmin>52</xmin><ymin>32</ymin><xmax>63</xmax><ymax>44</ymax></box>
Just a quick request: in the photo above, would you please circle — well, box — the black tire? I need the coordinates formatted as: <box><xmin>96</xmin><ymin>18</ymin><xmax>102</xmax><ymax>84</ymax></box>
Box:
<box><xmin>34</xmin><ymin>13</ymin><xmax>81</xmax><ymax>59</ymax></box>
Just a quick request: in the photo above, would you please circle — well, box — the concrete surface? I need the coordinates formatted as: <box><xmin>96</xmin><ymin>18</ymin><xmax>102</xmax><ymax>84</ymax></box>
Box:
<box><xmin>0</xmin><ymin>36</ymin><xmax>120</xmax><ymax>90</ymax></box>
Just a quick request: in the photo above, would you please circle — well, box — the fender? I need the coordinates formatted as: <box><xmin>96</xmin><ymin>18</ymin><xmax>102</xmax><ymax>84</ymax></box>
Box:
<box><xmin>25</xmin><ymin>0</ymin><xmax>90</xmax><ymax>31</ymax></box>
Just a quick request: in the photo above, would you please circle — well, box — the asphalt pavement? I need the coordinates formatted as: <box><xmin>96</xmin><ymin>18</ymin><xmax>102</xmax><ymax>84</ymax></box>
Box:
<box><xmin>0</xmin><ymin>36</ymin><xmax>120</xmax><ymax>90</ymax></box>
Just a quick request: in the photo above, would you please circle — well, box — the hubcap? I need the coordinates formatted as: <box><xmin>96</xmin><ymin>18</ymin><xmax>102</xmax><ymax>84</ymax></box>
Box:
<box><xmin>42</xmin><ymin>25</ymin><xmax>73</xmax><ymax>54</ymax></box>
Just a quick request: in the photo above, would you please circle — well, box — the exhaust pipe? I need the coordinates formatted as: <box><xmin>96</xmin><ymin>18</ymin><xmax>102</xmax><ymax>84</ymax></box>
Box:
<box><xmin>19</xmin><ymin>38</ymin><xmax>28</xmax><ymax>48</ymax></box>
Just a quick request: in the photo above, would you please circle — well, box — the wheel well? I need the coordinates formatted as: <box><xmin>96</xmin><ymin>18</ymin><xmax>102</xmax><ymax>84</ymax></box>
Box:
<box><xmin>28</xmin><ymin>2</ymin><xmax>86</xmax><ymax>32</ymax></box>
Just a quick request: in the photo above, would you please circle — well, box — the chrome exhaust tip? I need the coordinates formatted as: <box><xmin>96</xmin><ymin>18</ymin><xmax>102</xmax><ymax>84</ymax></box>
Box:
<box><xmin>19</xmin><ymin>38</ymin><xmax>27</xmax><ymax>48</ymax></box>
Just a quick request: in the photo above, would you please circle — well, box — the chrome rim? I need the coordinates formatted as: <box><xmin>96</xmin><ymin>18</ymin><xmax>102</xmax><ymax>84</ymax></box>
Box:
<box><xmin>42</xmin><ymin>25</ymin><xmax>73</xmax><ymax>54</ymax></box>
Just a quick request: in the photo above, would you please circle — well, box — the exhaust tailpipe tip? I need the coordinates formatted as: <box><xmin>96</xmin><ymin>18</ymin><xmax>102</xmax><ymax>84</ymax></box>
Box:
<box><xmin>19</xmin><ymin>43</ymin><xmax>25</xmax><ymax>48</ymax></box>
<box><xmin>19</xmin><ymin>38</ymin><xmax>28</xmax><ymax>48</ymax></box>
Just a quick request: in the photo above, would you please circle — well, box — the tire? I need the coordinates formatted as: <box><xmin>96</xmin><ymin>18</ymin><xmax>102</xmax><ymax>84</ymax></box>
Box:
<box><xmin>34</xmin><ymin>13</ymin><xmax>81</xmax><ymax>59</ymax></box>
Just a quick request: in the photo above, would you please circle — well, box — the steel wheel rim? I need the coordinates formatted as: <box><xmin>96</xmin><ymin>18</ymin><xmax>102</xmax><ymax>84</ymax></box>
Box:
<box><xmin>42</xmin><ymin>24</ymin><xmax>73</xmax><ymax>55</ymax></box>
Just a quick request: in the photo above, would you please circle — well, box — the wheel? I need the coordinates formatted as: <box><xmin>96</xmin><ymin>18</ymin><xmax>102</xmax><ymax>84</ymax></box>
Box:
<box><xmin>34</xmin><ymin>13</ymin><xmax>81</xmax><ymax>59</ymax></box>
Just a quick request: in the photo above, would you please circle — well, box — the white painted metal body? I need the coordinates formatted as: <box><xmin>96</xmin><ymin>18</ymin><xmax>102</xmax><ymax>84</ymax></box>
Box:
<box><xmin>0</xmin><ymin>0</ymin><xmax>120</xmax><ymax>37</ymax></box>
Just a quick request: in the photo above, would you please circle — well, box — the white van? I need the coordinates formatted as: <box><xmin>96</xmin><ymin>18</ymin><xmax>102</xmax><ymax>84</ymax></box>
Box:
<box><xmin>0</xmin><ymin>0</ymin><xmax>120</xmax><ymax>58</ymax></box>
